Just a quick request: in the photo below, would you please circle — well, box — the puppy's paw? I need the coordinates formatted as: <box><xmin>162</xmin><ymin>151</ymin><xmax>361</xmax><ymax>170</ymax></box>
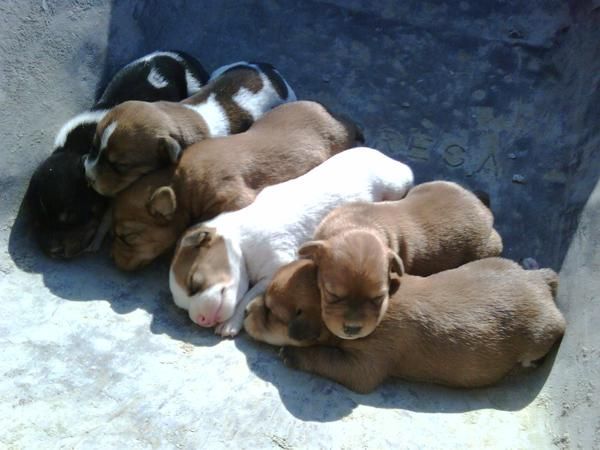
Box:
<box><xmin>215</xmin><ymin>316</ymin><xmax>244</xmax><ymax>337</ymax></box>
<box><xmin>279</xmin><ymin>346</ymin><xmax>301</xmax><ymax>369</ymax></box>
<box><xmin>245</xmin><ymin>294</ymin><xmax>265</xmax><ymax>314</ymax></box>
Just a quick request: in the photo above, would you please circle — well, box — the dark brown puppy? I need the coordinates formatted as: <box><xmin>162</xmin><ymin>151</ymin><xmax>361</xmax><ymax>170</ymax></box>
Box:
<box><xmin>298</xmin><ymin>181</ymin><xmax>503</xmax><ymax>340</ymax></box>
<box><xmin>111</xmin><ymin>101</ymin><xmax>362</xmax><ymax>270</ymax></box>
<box><xmin>244</xmin><ymin>257</ymin><xmax>565</xmax><ymax>393</ymax></box>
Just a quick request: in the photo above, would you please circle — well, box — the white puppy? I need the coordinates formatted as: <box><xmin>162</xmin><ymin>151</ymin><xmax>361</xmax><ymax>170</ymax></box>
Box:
<box><xmin>169</xmin><ymin>147</ymin><xmax>414</xmax><ymax>336</ymax></box>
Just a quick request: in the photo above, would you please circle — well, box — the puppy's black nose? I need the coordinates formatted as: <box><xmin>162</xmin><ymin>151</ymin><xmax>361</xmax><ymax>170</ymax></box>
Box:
<box><xmin>343</xmin><ymin>325</ymin><xmax>362</xmax><ymax>336</ymax></box>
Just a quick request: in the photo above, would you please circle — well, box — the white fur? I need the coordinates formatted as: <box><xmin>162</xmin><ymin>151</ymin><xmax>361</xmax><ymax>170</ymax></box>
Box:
<box><xmin>100</xmin><ymin>121</ymin><xmax>117</xmax><ymax>152</ymax></box>
<box><xmin>184</xmin><ymin>93</ymin><xmax>230</xmax><ymax>137</ymax></box>
<box><xmin>185</xmin><ymin>70</ymin><xmax>203</xmax><ymax>96</ymax></box>
<box><xmin>170</xmin><ymin>147</ymin><xmax>415</xmax><ymax>336</ymax></box>
<box><xmin>84</xmin><ymin>121</ymin><xmax>117</xmax><ymax>181</ymax></box>
<box><xmin>138</xmin><ymin>51</ymin><xmax>185</xmax><ymax>63</ymax></box>
<box><xmin>147</xmin><ymin>67</ymin><xmax>169</xmax><ymax>88</ymax></box>
<box><xmin>53</xmin><ymin>110</ymin><xmax>107</xmax><ymax>149</ymax></box>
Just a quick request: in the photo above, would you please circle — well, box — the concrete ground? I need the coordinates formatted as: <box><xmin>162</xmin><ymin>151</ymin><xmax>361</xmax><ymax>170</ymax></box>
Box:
<box><xmin>1</xmin><ymin>1</ymin><xmax>598</xmax><ymax>448</ymax></box>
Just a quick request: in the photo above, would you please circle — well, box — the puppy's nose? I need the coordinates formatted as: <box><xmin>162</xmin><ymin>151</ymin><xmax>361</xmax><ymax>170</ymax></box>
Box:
<box><xmin>343</xmin><ymin>324</ymin><xmax>363</xmax><ymax>336</ymax></box>
<box><xmin>195</xmin><ymin>314</ymin><xmax>215</xmax><ymax>327</ymax></box>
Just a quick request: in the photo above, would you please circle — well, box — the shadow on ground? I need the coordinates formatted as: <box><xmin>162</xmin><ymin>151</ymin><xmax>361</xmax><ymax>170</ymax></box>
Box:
<box><xmin>232</xmin><ymin>334</ymin><xmax>561</xmax><ymax>421</ymax></box>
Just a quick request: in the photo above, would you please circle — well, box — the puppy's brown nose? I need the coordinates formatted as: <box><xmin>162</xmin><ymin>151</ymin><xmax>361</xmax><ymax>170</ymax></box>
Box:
<box><xmin>343</xmin><ymin>324</ymin><xmax>362</xmax><ymax>336</ymax></box>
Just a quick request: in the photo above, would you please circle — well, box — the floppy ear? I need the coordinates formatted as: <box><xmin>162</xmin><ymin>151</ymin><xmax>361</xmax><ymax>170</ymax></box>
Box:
<box><xmin>159</xmin><ymin>136</ymin><xmax>183</xmax><ymax>163</ymax></box>
<box><xmin>147</xmin><ymin>186</ymin><xmax>176</xmax><ymax>221</ymax></box>
<box><xmin>298</xmin><ymin>240</ymin><xmax>327</xmax><ymax>263</ymax></box>
<box><xmin>388</xmin><ymin>250</ymin><xmax>404</xmax><ymax>296</ymax></box>
<box><xmin>180</xmin><ymin>226</ymin><xmax>215</xmax><ymax>248</ymax></box>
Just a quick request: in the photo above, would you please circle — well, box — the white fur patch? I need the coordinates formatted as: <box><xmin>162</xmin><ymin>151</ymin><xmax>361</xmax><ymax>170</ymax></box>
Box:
<box><xmin>184</xmin><ymin>93</ymin><xmax>230</xmax><ymax>137</ymax></box>
<box><xmin>185</xmin><ymin>70</ymin><xmax>203</xmax><ymax>96</ymax></box>
<box><xmin>231</xmin><ymin>72</ymin><xmax>278</xmax><ymax>120</ymax></box>
<box><xmin>100</xmin><ymin>121</ymin><xmax>118</xmax><ymax>152</ymax></box>
<box><xmin>53</xmin><ymin>110</ymin><xmax>107</xmax><ymax>149</ymax></box>
<box><xmin>147</xmin><ymin>67</ymin><xmax>169</xmax><ymax>89</ymax></box>
<box><xmin>84</xmin><ymin>121</ymin><xmax>117</xmax><ymax>181</ymax></box>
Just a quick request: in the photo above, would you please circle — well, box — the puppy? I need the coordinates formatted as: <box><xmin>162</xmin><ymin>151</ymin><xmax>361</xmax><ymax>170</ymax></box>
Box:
<box><xmin>84</xmin><ymin>61</ymin><xmax>296</xmax><ymax>196</ymax></box>
<box><xmin>111</xmin><ymin>101</ymin><xmax>363</xmax><ymax>271</ymax></box>
<box><xmin>245</xmin><ymin>257</ymin><xmax>566</xmax><ymax>393</ymax></box>
<box><xmin>169</xmin><ymin>147</ymin><xmax>414</xmax><ymax>337</ymax></box>
<box><xmin>298</xmin><ymin>181</ymin><xmax>503</xmax><ymax>339</ymax></box>
<box><xmin>27</xmin><ymin>51</ymin><xmax>209</xmax><ymax>259</ymax></box>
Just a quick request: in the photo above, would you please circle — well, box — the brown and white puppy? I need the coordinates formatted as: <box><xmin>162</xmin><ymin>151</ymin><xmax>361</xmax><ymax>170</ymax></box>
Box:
<box><xmin>84</xmin><ymin>62</ymin><xmax>296</xmax><ymax>196</ymax></box>
<box><xmin>111</xmin><ymin>101</ymin><xmax>363</xmax><ymax>270</ymax></box>
<box><xmin>244</xmin><ymin>257</ymin><xmax>566</xmax><ymax>393</ymax></box>
<box><xmin>298</xmin><ymin>181</ymin><xmax>503</xmax><ymax>340</ymax></box>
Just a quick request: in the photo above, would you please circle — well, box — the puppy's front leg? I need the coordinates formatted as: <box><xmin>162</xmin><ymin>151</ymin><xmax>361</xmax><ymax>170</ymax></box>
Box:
<box><xmin>215</xmin><ymin>279</ymin><xmax>269</xmax><ymax>337</ymax></box>
<box><xmin>280</xmin><ymin>346</ymin><xmax>383</xmax><ymax>394</ymax></box>
<box><xmin>86</xmin><ymin>206</ymin><xmax>113</xmax><ymax>253</ymax></box>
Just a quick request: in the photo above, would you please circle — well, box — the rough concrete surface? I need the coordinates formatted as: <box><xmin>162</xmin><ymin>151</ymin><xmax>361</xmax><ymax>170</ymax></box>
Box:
<box><xmin>1</xmin><ymin>1</ymin><xmax>599</xmax><ymax>448</ymax></box>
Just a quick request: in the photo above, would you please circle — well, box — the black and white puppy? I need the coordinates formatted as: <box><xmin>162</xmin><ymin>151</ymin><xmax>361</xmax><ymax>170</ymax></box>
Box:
<box><xmin>27</xmin><ymin>51</ymin><xmax>209</xmax><ymax>259</ymax></box>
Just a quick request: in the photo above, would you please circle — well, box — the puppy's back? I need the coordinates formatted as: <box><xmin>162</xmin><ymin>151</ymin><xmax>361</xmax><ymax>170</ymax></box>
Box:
<box><xmin>375</xmin><ymin>258</ymin><xmax>565</xmax><ymax>387</ymax></box>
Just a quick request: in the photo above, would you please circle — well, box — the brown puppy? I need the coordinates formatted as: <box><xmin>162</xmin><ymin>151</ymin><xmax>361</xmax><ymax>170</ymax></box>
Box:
<box><xmin>84</xmin><ymin>62</ymin><xmax>295</xmax><ymax>195</ymax></box>
<box><xmin>244</xmin><ymin>259</ymin><xmax>327</xmax><ymax>347</ymax></box>
<box><xmin>111</xmin><ymin>101</ymin><xmax>362</xmax><ymax>270</ymax></box>
<box><xmin>298</xmin><ymin>181</ymin><xmax>503</xmax><ymax>339</ymax></box>
<box><xmin>244</xmin><ymin>257</ymin><xmax>566</xmax><ymax>393</ymax></box>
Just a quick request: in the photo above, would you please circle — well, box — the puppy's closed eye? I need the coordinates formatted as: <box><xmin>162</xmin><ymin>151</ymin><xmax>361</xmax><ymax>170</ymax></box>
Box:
<box><xmin>325</xmin><ymin>291</ymin><xmax>344</xmax><ymax>304</ymax></box>
<box><xmin>371</xmin><ymin>295</ymin><xmax>385</xmax><ymax>306</ymax></box>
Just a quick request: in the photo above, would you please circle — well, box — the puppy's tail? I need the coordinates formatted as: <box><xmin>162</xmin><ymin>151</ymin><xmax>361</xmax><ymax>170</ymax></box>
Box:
<box><xmin>473</xmin><ymin>190</ymin><xmax>491</xmax><ymax>209</ymax></box>
<box><xmin>338</xmin><ymin>113</ymin><xmax>364</xmax><ymax>145</ymax></box>
<box><xmin>538</xmin><ymin>268</ymin><xmax>559</xmax><ymax>299</ymax></box>
<box><xmin>322</xmin><ymin>103</ymin><xmax>365</xmax><ymax>145</ymax></box>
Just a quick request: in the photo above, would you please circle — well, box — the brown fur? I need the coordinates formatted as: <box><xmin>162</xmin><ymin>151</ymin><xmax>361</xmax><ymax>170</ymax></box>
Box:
<box><xmin>244</xmin><ymin>257</ymin><xmax>566</xmax><ymax>393</ymax></box>
<box><xmin>90</xmin><ymin>67</ymin><xmax>272</xmax><ymax>196</ymax></box>
<box><xmin>172</xmin><ymin>227</ymin><xmax>233</xmax><ymax>297</ymax></box>
<box><xmin>111</xmin><ymin>101</ymin><xmax>361</xmax><ymax>270</ymax></box>
<box><xmin>298</xmin><ymin>181</ymin><xmax>503</xmax><ymax>339</ymax></box>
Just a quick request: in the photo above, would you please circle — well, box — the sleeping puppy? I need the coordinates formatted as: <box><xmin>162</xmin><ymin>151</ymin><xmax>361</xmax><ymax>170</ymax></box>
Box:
<box><xmin>27</xmin><ymin>50</ymin><xmax>209</xmax><ymax>259</ymax></box>
<box><xmin>244</xmin><ymin>257</ymin><xmax>566</xmax><ymax>393</ymax></box>
<box><xmin>84</xmin><ymin>61</ymin><xmax>296</xmax><ymax>196</ymax></box>
<box><xmin>169</xmin><ymin>147</ymin><xmax>414</xmax><ymax>337</ymax></box>
<box><xmin>298</xmin><ymin>181</ymin><xmax>503</xmax><ymax>339</ymax></box>
<box><xmin>111</xmin><ymin>101</ymin><xmax>363</xmax><ymax>271</ymax></box>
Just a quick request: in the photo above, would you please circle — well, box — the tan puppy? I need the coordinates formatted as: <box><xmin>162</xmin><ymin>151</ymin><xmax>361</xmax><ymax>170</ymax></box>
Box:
<box><xmin>244</xmin><ymin>257</ymin><xmax>566</xmax><ymax>393</ymax></box>
<box><xmin>84</xmin><ymin>62</ymin><xmax>296</xmax><ymax>195</ymax></box>
<box><xmin>111</xmin><ymin>101</ymin><xmax>362</xmax><ymax>270</ymax></box>
<box><xmin>298</xmin><ymin>181</ymin><xmax>503</xmax><ymax>339</ymax></box>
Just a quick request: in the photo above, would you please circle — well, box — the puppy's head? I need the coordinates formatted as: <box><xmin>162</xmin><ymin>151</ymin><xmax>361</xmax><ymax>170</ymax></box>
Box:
<box><xmin>28</xmin><ymin>152</ymin><xmax>109</xmax><ymax>258</ymax></box>
<box><xmin>244</xmin><ymin>259</ymin><xmax>326</xmax><ymax>346</ymax></box>
<box><xmin>299</xmin><ymin>230</ymin><xmax>403</xmax><ymax>340</ymax></box>
<box><xmin>111</xmin><ymin>169</ymin><xmax>185</xmax><ymax>271</ymax></box>
<box><xmin>169</xmin><ymin>225</ymin><xmax>242</xmax><ymax>328</ymax></box>
<box><xmin>84</xmin><ymin>101</ymin><xmax>183</xmax><ymax>196</ymax></box>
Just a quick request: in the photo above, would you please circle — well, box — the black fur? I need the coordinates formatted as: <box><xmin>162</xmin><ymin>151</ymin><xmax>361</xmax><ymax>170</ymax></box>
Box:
<box><xmin>28</xmin><ymin>51</ymin><xmax>209</xmax><ymax>259</ymax></box>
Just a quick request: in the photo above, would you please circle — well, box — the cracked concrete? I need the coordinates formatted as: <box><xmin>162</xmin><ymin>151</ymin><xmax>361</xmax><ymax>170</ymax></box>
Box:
<box><xmin>1</xmin><ymin>1</ymin><xmax>599</xmax><ymax>448</ymax></box>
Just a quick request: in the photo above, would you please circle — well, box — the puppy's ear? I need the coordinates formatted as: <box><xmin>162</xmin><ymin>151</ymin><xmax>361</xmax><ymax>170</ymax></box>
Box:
<box><xmin>159</xmin><ymin>136</ymin><xmax>183</xmax><ymax>163</ymax></box>
<box><xmin>388</xmin><ymin>250</ymin><xmax>404</xmax><ymax>296</ymax></box>
<box><xmin>180</xmin><ymin>226</ymin><xmax>215</xmax><ymax>248</ymax></box>
<box><xmin>298</xmin><ymin>240</ymin><xmax>327</xmax><ymax>263</ymax></box>
<box><xmin>147</xmin><ymin>186</ymin><xmax>176</xmax><ymax>221</ymax></box>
